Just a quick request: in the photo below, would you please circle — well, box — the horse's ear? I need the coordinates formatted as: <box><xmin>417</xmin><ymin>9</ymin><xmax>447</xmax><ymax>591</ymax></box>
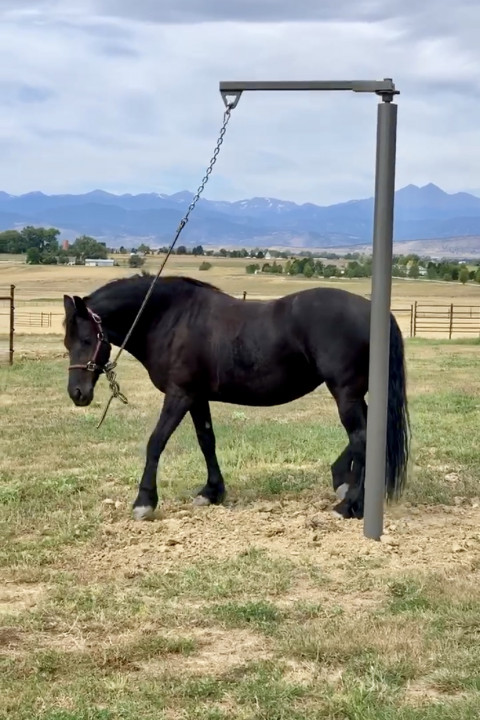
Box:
<box><xmin>63</xmin><ymin>295</ymin><xmax>75</xmax><ymax>321</ymax></box>
<box><xmin>72</xmin><ymin>295</ymin><xmax>89</xmax><ymax>319</ymax></box>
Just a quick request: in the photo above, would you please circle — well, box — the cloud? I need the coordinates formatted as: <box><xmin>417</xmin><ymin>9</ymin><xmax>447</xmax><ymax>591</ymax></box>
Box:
<box><xmin>95</xmin><ymin>0</ymin><xmax>389</xmax><ymax>24</ymax></box>
<box><xmin>0</xmin><ymin>0</ymin><xmax>479</xmax><ymax>205</ymax></box>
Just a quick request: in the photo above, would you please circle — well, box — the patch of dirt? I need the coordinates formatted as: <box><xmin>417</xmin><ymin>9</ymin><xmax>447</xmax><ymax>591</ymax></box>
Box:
<box><xmin>141</xmin><ymin>627</ymin><xmax>271</xmax><ymax>677</ymax></box>
<box><xmin>0</xmin><ymin>583</ymin><xmax>45</xmax><ymax>616</ymax></box>
<box><xmin>65</xmin><ymin>497</ymin><xmax>480</xmax><ymax>585</ymax></box>
<box><xmin>404</xmin><ymin>681</ymin><xmax>466</xmax><ymax>704</ymax></box>
<box><xmin>0</xmin><ymin>627</ymin><xmax>23</xmax><ymax>648</ymax></box>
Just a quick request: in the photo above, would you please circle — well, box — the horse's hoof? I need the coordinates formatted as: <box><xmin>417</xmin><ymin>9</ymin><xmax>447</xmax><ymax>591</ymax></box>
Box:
<box><xmin>193</xmin><ymin>495</ymin><xmax>211</xmax><ymax>507</ymax></box>
<box><xmin>335</xmin><ymin>483</ymin><xmax>349</xmax><ymax>501</ymax></box>
<box><xmin>132</xmin><ymin>505</ymin><xmax>155</xmax><ymax>521</ymax></box>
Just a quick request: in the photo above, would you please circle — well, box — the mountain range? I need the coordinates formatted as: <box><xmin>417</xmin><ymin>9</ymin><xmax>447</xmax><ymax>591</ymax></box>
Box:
<box><xmin>1</xmin><ymin>183</ymin><xmax>480</xmax><ymax>256</ymax></box>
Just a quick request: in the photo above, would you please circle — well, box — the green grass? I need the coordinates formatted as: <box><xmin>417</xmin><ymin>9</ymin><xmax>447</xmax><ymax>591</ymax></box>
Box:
<box><xmin>1</xmin><ymin>337</ymin><xmax>480</xmax><ymax>719</ymax></box>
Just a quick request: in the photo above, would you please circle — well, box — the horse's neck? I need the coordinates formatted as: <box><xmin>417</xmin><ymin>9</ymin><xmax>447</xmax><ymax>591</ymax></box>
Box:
<box><xmin>91</xmin><ymin>289</ymin><xmax>152</xmax><ymax>361</ymax></box>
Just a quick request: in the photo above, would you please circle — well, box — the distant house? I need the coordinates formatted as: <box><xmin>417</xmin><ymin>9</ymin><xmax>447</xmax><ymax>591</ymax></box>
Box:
<box><xmin>84</xmin><ymin>258</ymin><xmax>115</xmax><ymax>267</ymax></box>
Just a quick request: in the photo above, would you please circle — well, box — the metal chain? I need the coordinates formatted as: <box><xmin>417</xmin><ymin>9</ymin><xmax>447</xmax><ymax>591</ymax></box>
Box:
<box><xmin>97</xmin><ymin>102</ymin><xmax>235</xmax><ymax>429</ymax></box>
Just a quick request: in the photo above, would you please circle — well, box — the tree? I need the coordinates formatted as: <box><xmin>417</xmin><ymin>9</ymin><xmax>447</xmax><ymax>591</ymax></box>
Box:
<box><xmin>314</xmin><ymin>260</ymin><xmax>324</xmax><ymax>276</ymax></box>
<box><xmin>71</xmin><ymin>235</ymin><xmax>107</xmax><ymax>261</ymax></box>
<box><xmin>323</xmin><ymin>264</ymin><xmax>338</xmax><ymax>278</ymax></box>
<box><xmin>26</xmin><ymin>247</ymin><xmax>42</xmax><ymax>264</ymax></box>
<box><xmin>192</xmin><ymin>245</ymin><xmax>204</xmax><ymax>256</ymax></box>
<box><xmin>459</xmin><ymin>267</ymin><xmax>469</xmax><ymax>284</ymax></box>
<box><xmin>137</xmin><ymin>243</ymin><xmax>151</xmax><ymax>255</ymax></box>
<box><xmin>128</xmin><ymin>254</ymin><xmax>145</xmax><ymax>268</ymax></box>
<box><xmin>176</xmin><ymin>245</ymin><xmax>187</xmax><ymax>255</ymax></box>
<box><xmin>0</xmin><ymin>230</ymin><xmax>24</xmax><ymax>254</ymax></box>
<box><xmin>21</xmin><ymin>226</ymin><xmax>59</xmax><ymax>254</ymax></box>
<box><xmin>303</xmin><ymin>263</ymin><xmax>314</xmax><ymax>278</ymax></box>
<box><xmin>476</xmin><ymin>268</ymin><xmax>480</xmax><ymax>284</ymax></box>
<box><xmin>408</xmin><ymin>263</ymin><xmax>420</xmax><ymax>279</ymax></box>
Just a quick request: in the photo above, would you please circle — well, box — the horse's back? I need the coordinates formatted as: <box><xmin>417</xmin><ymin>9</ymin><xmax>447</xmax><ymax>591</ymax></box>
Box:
<box><xmin>197</xmin><ymin>286</ymin><xmax>370</xmax><ymax>404</ymax></box>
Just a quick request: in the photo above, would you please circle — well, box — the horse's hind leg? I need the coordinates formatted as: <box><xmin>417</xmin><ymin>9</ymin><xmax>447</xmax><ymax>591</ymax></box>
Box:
<box><xmin>331</xmin><ymin>391</ymin><xmax>367</xmax><ymax>520</ymax></box>
<box><xmin>331</xmin><ymin>446</ymin><xmax>354</xmax><ymax>499</ymax></box>
<box><xmin>190</xmin><ymin>400</ymin><xmax>226</xmax><ymax>506</ymax></box>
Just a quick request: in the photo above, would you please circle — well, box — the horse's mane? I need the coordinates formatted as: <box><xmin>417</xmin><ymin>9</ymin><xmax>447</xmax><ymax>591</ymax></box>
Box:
<box><xmin>85</xmin><ymin>273</ymin><xmax>223</xmax><ymax>304</ymax></box>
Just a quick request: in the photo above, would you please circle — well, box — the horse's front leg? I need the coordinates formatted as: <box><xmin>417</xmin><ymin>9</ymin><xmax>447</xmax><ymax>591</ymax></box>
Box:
<box><xmin>132</xmin><ymin>389</ymin><xmax>192</xmax><ymax>520</ymax></box>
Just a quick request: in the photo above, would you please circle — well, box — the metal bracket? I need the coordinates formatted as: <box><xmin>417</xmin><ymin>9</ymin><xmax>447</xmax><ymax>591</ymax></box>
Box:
<box><xmin>220</xmin><ymin>90</ymin><xmax>243</xmax><ymax>109</ymax></box>
<box><xmin>375</xmin><ymin>79</ymin><xmax>400</xmax><ymax>103</ymax></box>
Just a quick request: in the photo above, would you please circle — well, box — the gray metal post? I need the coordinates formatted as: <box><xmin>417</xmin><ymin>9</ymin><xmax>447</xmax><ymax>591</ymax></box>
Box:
<box><xmin>363</xmin><ymin>99</ymin><xmax>398</xmax><ymax>540</ymax></box>
<box><xmin>218</xmin><ymin>78</ymin><xmax>400</xmax><ymax>540</ymax></box>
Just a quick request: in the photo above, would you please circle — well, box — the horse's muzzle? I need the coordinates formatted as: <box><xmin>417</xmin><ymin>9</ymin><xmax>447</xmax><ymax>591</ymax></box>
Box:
<box><xmin>69</xmin><ymin>386</ymin><xmax>93</xmax><ymax>407</ymax></box>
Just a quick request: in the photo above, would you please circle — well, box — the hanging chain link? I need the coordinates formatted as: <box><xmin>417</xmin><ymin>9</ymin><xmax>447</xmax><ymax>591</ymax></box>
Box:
<box><xmin>97</xmin><ymin>103</ymin><xmax>235</xmax><ymax>429</ymax></box>
<box><xmin>180</xmin><ymin>104</ymin><xmax>233</xmax><ymax>227</ymax></box>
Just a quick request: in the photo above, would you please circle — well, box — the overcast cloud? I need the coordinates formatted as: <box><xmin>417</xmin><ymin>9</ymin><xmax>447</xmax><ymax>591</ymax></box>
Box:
<box><xmin>0</xmin><ymin>0</ymin><xmax>479</xmax><ymax>204</ymax></box>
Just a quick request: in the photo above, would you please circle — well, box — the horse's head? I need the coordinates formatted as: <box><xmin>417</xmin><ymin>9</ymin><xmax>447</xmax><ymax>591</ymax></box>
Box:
<box><xmin>63</xmin><ymin>295</ymin><xmax>112</xmax><ymax>406</ymax></box>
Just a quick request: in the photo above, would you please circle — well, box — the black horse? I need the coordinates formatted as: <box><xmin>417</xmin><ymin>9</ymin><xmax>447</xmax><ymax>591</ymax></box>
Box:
<box><xmin>63</xmin><ymin>274</ymin><xmax>410</xmax><ymax>521</ymax></box>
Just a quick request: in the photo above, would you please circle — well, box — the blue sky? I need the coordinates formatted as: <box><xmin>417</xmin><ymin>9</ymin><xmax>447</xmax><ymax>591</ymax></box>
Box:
<box><xmin>1</xmin><ymin>0</ymin><xmax>479</xmax><ymax>204</ymax></box>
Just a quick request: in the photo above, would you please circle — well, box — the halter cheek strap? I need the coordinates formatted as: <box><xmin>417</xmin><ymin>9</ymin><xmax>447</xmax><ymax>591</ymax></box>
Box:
<box><xmin>68</xmin><ymin>309</ymin><xmax>110</xmax><ymax>373</ymax></box>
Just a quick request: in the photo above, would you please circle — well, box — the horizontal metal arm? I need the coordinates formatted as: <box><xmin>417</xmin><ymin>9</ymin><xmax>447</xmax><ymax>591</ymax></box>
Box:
<box><xmin>220</xmin><ymin>79</ymin><xmax>398</xmax><ymax>107</ymax></box>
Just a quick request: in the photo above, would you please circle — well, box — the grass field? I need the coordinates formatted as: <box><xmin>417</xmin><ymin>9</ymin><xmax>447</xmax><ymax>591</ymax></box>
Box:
<box><xmin>1</xmin><ymin>329</ymin><xmax>480</xmax><ymax>719</ymax></box>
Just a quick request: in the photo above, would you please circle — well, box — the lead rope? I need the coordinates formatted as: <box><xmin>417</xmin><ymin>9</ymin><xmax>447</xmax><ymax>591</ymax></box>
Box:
<box><xmin>97</xmin><ymin>102</ymin><xmax>236</xmax><ymax>429</ymax></box>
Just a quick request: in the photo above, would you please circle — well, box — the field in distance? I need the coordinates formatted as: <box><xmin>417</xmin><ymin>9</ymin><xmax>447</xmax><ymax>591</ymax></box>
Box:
<box><xmin>2</xmin><ymin>254</ymin><xmax>480</xmax><ymax>340</ymax></box>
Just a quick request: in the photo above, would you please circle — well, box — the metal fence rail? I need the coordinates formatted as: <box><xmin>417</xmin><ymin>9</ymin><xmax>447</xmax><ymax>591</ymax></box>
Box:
<box><xmin>413</xmin><ymin>302</ymin><xmax>480</xmax><ymax>339</ymax></box>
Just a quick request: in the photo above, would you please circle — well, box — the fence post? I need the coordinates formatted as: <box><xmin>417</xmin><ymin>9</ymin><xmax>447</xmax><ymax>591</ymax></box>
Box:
<box><xmin>410</xmin><ymin>304</ymin><xmax>414</xmax><ymax>338</ymax></box>
<box><xmin>243</xmin><ymin>291</ymin><xmax>247</xmax><ymax>301</ymax></box>
<box><xmin>9</xmin><ymin>284</ymin><xmax>15</xmax><ymax>365</ymax></box>
<box><xmin>413</xmin><ymin>301</ymin><xmax>417</xmax><ymax>337</ymax></box>
<box><xmin>449</xmin><ymin>303</ymin><xmax>454</xmax><ymax>339</ymax></box>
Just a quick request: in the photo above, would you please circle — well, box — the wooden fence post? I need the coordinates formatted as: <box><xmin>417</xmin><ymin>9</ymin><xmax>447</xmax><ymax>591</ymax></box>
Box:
<box><xmin>413</xmin><ymin>301</ymin><xmax>417</xmax><ymax>337</ymax></box>
<box><xmin>9</xmin><ymin>284</ymin><xmax>15</xmax><ymax>365</ymax></box>
<box><xmin>449</xmin><ymin>303</ymin><xmax>454</xmax><ymax>339</ymax></box>
<box><xmin>243</xmin><ymin>291</ymin><xmax>247</xmax><ymax>301</ymax></box>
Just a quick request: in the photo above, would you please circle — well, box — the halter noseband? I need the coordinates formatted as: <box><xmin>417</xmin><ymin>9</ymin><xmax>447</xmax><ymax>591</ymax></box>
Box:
<box><xmin>68</xmin><ymin>308</ymin><xmax>110</xmax><ymax>374</ymax></box>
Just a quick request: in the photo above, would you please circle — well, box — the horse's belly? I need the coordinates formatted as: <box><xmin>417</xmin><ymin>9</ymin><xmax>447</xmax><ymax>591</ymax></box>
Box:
<box><xmin>211</xmin><ymin>366</ymin><xmax>320</xmax><ymax>406</ymax></box>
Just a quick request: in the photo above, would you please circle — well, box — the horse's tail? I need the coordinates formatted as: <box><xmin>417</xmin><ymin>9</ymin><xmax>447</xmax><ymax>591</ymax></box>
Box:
<box><xmin>385</xmin><ymin>315</ymin><xmax>411</xmax><ymax>501</ymax></box>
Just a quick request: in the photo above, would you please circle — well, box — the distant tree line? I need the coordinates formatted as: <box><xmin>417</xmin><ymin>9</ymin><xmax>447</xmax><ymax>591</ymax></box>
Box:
<box><xmin>0</xmin><ymin>226</ymin><xmax>108</xmax><ymax>265</ymax></box>
<box><xmin>3</xmin><ymin>229</ymin><xmax>480</xmax><ymax>283</ymax></box>
<box><xmin>391</xmin><ymin>254</ymin><xmax>480</xmax><ymax>284</ymax></box>
<box><xmin>246</xmin><ymin>251</ymin><xmax>480</xmax><ymax>284</ymax></box>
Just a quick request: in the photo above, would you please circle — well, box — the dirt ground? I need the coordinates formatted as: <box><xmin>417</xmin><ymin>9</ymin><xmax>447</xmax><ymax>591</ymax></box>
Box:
<box><xmin>3</xmin><ymin>497</ymin><xmax>479</xmax><ymax>616</ymax></box>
